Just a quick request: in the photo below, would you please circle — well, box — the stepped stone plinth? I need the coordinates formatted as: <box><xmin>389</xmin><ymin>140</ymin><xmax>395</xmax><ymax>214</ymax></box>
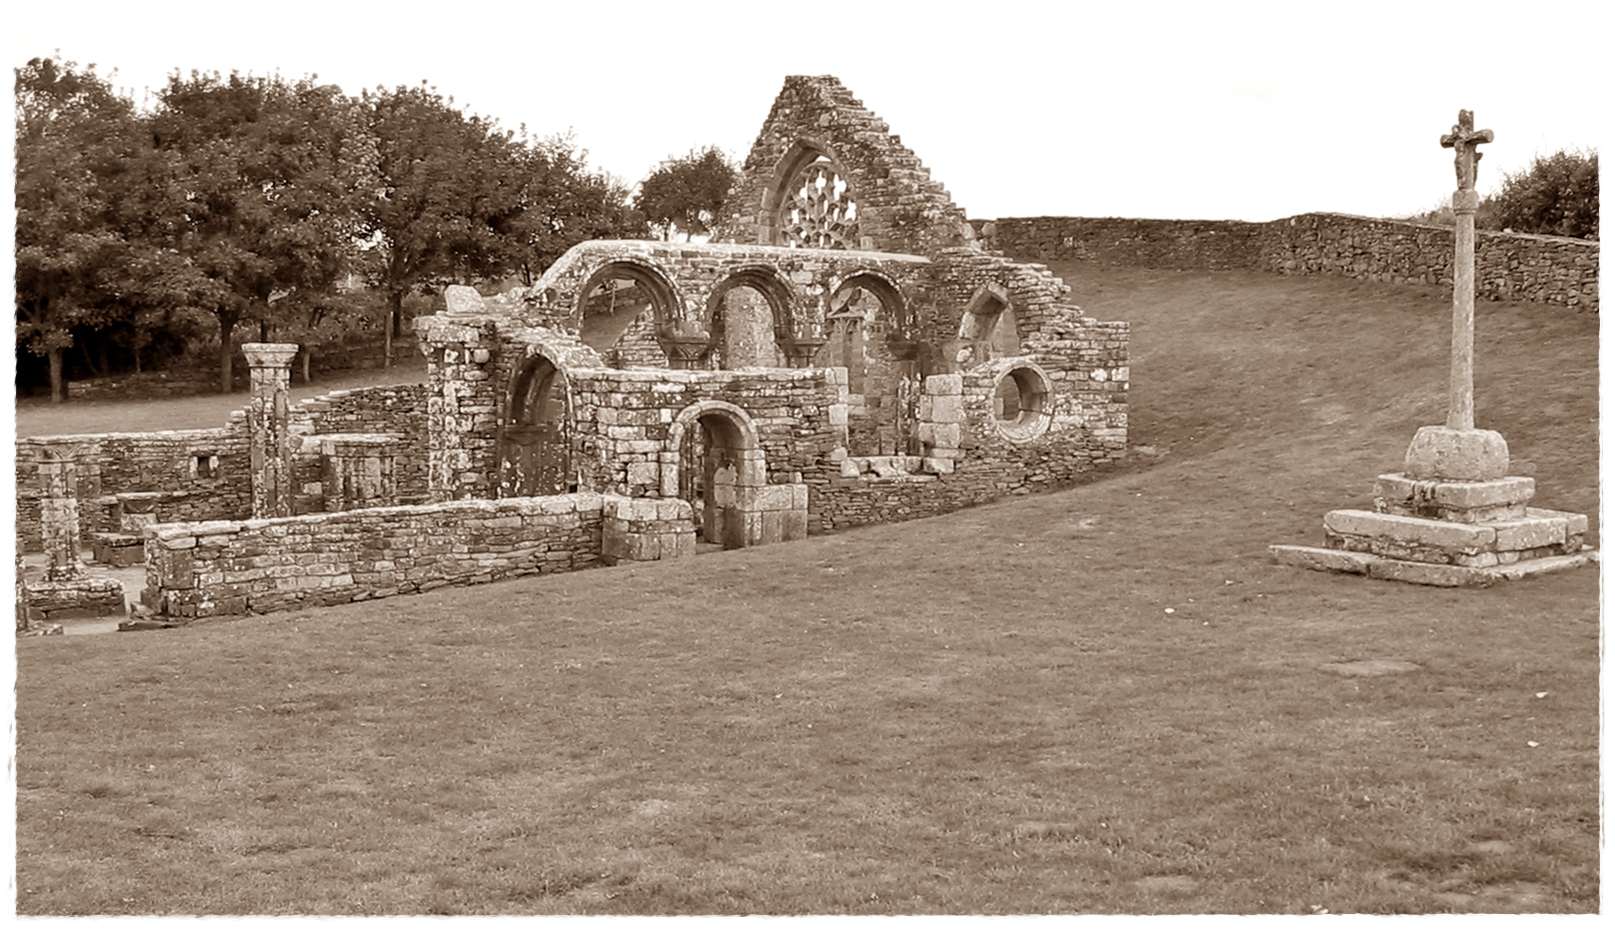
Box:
<box><xmin>1272</xmin><ymin>109</ymin><xmax>1595</xmax><ymax>587</ymax></box>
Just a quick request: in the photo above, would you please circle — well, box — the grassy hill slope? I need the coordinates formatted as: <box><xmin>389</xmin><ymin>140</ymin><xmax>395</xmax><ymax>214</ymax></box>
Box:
<box><xmin>14</xmin><ymin>265</ymin><xmax>1599</xmax><ymax>915</ymax></box>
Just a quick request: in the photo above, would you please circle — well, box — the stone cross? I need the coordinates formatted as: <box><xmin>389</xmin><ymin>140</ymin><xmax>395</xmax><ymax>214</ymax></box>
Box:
<box><xmin>1441</xmin><ymin>109</ymin><xmax>1493</xmax><ymax>193</ymax></box>
<box><xmin>1440</xmin><ymin>109</ymin><xmax>1492</xmax><ymax>432</ymax></box>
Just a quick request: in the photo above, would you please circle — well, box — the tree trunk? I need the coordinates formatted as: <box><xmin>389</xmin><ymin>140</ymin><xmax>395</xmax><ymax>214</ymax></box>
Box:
<box><xmin>300</xmin><ymin>348</ymin><xmax>311</xmax><ymax>384</ymax></box>
<box><xmin>48</xmin><ymin>346</ymin><xmax>66</xmax><ymax>404</ymax></box>
<box><xmin>385</xmin><ymin>289</ymin><xmax>404</xmax><ymax>370</ymax></box>
<box><xmin>218</xmin><ymin>313</ymin><xmax>236</xmax><ymax>394</ymax></box>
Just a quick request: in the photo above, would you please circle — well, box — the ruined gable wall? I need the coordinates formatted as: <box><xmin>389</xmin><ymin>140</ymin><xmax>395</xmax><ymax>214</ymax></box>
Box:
<box><xmin>714</xmin><ymin>75</ymin><xmax>977</xmax><ymax>256</ymax></box>
<box><xmin>981</xmin><ymin>214</ymin><xmax>1598</xmax><ymax>310</ymax></box>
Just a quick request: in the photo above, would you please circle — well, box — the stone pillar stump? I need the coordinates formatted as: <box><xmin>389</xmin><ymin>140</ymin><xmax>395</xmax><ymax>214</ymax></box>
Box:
<box><xmin>242</xmin><ymin>343</ymin><xmax>300</xmax><ymax>519</ymax></box>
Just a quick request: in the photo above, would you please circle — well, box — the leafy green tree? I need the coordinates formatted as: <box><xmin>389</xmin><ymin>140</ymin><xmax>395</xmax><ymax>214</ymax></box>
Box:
<box><xmin>499</xmin><ymin>132</ymin><xmax>646</xmax><ymax>285</ymax></box>
<box><xmin>14</xmin><ymin>58</ymin><xmax>152</xmax><ymax>401</ymax></box>
<box><xmin>634</xmin><ymin>145</ymin><xmax>737</xmax><ymax>240</ymax></box>
<box><xmin>148</xmin><ymin>71</ymin><xmax>380</xmax><ymax>392</ymax></box>
<box><xmin>1479</xmin><ymin>149</ymin><xmax>1599</xmax><ymax>239</ymax></box>
<box><xmin>359</xmin><ymin>83</ymin><xmax>521</xmax><ymax>365</ymax></box>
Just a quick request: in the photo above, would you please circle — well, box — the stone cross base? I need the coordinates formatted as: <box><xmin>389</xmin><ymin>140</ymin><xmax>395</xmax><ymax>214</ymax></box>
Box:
<box><xmin>1271</xmin><ymin>469</ymin><xmax>1596</xmax><ymax>587</ymax></box>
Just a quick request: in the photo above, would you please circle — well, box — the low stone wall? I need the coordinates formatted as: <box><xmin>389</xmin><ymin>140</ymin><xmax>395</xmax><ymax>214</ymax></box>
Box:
<box><xmin>979</xmin><ymin>213</ymin><xmax>1599</xmax><ymax>310</ymax></box>
<box><xmin>16</xmin><ymin>383</ymin><xmax>433</xmax><ymax>551</ymax></box>
<box><xmin>142</xmin><ymin>494</ymin><xmax>611</xmax><ymax>620</ymax></box>
<box><xmin>16</xmin><ymin>430</ymin><xmax>251</xmax><ymax>551</ymax></box>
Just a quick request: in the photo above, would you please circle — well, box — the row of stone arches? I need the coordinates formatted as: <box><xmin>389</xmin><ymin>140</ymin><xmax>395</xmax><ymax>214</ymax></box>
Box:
<box><xmin>573</xmin><ymin>259</ymin><xmax>913</xmax><ymax>372</ymax></box>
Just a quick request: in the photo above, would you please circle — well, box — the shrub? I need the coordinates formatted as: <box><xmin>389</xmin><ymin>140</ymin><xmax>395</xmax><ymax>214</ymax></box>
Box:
<box><xmin>1479</xmin><ymin>149</ymin><xmax>1598</xmax><ymax>239</ymax></box>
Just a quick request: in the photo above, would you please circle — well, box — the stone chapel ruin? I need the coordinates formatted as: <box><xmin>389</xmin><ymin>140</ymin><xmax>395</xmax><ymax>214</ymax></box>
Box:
<box><xmin>16</xmin><ymin>76</ymin><xmax>1130</xmax><ymax>624</ymax></box>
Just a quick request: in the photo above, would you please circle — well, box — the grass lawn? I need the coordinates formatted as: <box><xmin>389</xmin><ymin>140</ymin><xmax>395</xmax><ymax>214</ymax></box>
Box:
<box><xmin>12</xmin><ymin>263</ymin><xmax>1599</xmax><ymax>915</ymax></box>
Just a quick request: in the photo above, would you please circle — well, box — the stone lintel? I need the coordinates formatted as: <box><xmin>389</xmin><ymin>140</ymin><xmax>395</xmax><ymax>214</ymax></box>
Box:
<box><xmin>1403</xmin><ymin>426</ymin><xmax>1509</xmax><ymax>481</ymax></box>
<box><xmin>1325</xmin><ymin>508</ymin><xmax>1495</xmax><ymax>552</ymax></box>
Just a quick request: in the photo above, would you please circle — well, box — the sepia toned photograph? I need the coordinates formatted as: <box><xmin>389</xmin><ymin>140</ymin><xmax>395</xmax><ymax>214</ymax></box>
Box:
<box><xmin>8</xmin><ymin>0</ymin><xmax>1600</xmax><ymax>917</ymax></box>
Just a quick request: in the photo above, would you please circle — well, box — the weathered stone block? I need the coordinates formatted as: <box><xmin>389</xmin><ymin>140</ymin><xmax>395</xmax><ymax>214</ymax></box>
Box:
<box><xmin>1403</xmin><ymin>426</ymin><xmax>1509</xmax><ymax>481</ymax></box>
<box><xmin>1491</xmin><ymin>514</ymin><xmax>1567</xmax><ymax>551</ymax></box>
<box><xmin>1324</xmin><ymin>509</ymin><xmax>1496</xmax><ymax>553</ymax></box>
<box><xmin>1366</xmin><ymin>559</ymin><xmax>1488</xmax><ymax>588</ymax></box>
<box><xmin>1269</xmin><ymin>544</ymin><xmax>1375</xmax><ymax>574</ymax></box>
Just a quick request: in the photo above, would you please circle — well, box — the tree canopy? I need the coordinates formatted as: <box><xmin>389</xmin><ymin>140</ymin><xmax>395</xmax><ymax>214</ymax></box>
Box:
<box><xmin>1479</xmin><ymin>149</ymin><xmax>1599</xmax><ymax>240</ymax></box>
<box><xmin>634</xmin><ymin>146</ymin><xmax>738</xmax><ymax>241</ymax></box>
<box><xmin>15</xmin><ymin>59</ymin><xmax>647</xmax><ymax>398</ymax></box>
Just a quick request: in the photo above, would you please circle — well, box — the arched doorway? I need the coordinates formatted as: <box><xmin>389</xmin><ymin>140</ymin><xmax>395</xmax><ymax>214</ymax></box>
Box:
<box><xmin>498</xmin><ymin>355</ymin><xmax>572</xmax><ymax>497</ymax></box>
<box><xmin>670</xmin><ymin>403</ymin><xmax>762</xmax><ymax>549</ymax></box>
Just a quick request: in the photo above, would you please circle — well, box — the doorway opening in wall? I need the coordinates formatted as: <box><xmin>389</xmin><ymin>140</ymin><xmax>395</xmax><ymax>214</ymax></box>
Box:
<box><xmin>677</xmin><ymin>411</ymin><xmax>750</xmax><ymax>550</ymax></box>
<box><xmin>498</xmin><ymin>356</ymin><xmax>573</xmax><ymax>497</ymax></box>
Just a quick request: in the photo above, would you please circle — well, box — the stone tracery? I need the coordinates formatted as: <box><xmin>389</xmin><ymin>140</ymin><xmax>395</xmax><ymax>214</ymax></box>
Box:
<box><xmin>779</xmin><ymin>155</ymin><xmax>859</xmax><ymax>249</ymax></box>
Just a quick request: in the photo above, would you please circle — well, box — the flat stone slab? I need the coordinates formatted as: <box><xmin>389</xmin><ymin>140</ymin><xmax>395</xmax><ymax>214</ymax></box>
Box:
<box><xmin>1325</xmin><ymin>509</ymin><xmax>1496</xmax><ymax>552</ymax></box>
<box><xmin>1269</xmin><ymin>545</ymin><xmax>1375</xmax><ymax>575</ymax></box>
<box><xmin>1272</xmin><ymin>544</ymin><xmax>1598</xmax><ymax>587</ymax></box>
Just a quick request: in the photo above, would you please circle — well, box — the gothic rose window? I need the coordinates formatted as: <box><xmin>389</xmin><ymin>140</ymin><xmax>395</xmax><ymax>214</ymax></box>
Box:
<box><xmin>779</xmin><ymin>155</ymin><xmax>859</xmax><ymax>249</ymax></box>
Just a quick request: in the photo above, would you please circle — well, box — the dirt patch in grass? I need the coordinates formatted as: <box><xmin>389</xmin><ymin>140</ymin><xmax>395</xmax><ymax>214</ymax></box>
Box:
<box><xmin>13</xmin><ymin>265</ymin><xmax>1598</xmax><ymax>915</ymax></box>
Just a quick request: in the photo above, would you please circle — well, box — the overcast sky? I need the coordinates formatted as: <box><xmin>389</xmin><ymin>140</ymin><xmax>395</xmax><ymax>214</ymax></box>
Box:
<box><xmin>10</xmin><ymin>0</ymin><xmax>1607</xmax><ymax>222</ymax></box>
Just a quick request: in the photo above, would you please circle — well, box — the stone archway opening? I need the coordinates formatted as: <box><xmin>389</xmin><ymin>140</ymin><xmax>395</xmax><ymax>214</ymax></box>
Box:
<box><xmin>816</xmin><ymin>273</ymin><xmax>918</xmax><ymax>456</ymax></box>
<box><xmin>498</xmin><ymin>354</ymin><xmax>573</xmax><ymax>497</ymax></box>
<box><xmin>707</xmin><ymin>269</ymin><xmax>798</xmax><ymax>369</ymax></box>
<box><xmin>957</xmin><ymin>285</ymin><xmax>1020</xmax><ymax>367</ymax></box>
<box><xmin>670</xmin><ymin>403</ymin><xmax>764</xmax><ymax>550</ymax></box>
<box><xmin>577</xmin><ymin>261</ymin><xmax>680</xmax><ymax>368</ymax></box>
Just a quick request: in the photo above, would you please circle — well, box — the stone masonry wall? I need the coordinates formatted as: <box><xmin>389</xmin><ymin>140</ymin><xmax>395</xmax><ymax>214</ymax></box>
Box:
<box><xmin>142</xmin><ymin>494</ymin><xmax>606</xmax><ymax>620</ymax></box>
<box><xmin>16</xmin><ymin>430</ymin><xmax>250</xmax><ymax>551</ymax></box>
<box><xmin>16</xmin><ymin>384</ymin><xmax>433</xmax><ymax>550</ymax></box>
<box><xmin>980</xmin><ymin>214</ymin><xmax>1599</xmax><ymax>310</ymax></box>
<box><xmin>567</xmin><ymin>366</ymin><xmax>842</xmax><ymax>501</ymax></box>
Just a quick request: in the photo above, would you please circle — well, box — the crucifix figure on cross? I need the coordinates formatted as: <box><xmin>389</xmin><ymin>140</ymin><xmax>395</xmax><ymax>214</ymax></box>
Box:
<box><xmin>1441</xmin><ymin>109</ymin><xmax>1494</xmax><ymax>192</ymax></box>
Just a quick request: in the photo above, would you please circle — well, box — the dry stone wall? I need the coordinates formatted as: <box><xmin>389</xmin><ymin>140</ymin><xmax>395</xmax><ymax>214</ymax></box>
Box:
<box><xmin>16</xmin><ymin>384</ymin><xmax>433</xmax><ymax>550</ymax></box>
<box><xmin>142</xmin><ymin>494</ymin><xmax>608</xmax><ymax>620</ymax></box>
<box><xmin>980</xmin><ymin>213</ymin><xmax>1598</xmax><ymax>310</ymax></box>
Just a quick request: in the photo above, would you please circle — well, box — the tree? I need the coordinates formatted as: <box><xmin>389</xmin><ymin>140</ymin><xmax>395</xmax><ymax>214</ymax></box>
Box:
<box><xmin>1479</xmin><ymin>149</ymin><xmax>1599</xmax><ymax>239</ymax></box>
<box><xmin>148</xmin><ymin>71</ymin><xmax>380</xmax><ymax>392</ymax></box>
<box><xmin>634</xmin><ymin>145</ymin><xmax>737</xmax><ymax>241</ymax></box>
<box><xmin>15</xmin><ymin>58</ymin><xmax>151</xmax><ymax>401</ymax></box>
<box><xmin>359</xmin><ymin>83</ymin><xmax>521</xmax><ymax>365</ymax></box>
<box><xmin>499</xmin><ymin>132</ymin><xmax>646</xmax><ymax>285</ymax></box>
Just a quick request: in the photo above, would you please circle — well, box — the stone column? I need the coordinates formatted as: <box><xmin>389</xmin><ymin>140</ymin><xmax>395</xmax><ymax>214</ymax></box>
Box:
<box><xmin>242</xmin><ymin>343</ymin><xmax>300</xmax><ymax>518</ymax></box>
<box><xmin>38</xmin><ymin>445</ymin><xmax>89</xmax><ymax>582</ymax></box>
<box><xmin>1448</xmin><ymin>186</ymin><xmax>1480</xmax><ymax>431</ymax></box>
<box><xmin>1403</xmin><ymin>111</ymin><xmax>1505</xmax><ymax>482</ymax></box>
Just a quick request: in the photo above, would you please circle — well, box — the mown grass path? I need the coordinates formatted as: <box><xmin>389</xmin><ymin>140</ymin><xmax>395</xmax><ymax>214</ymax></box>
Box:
<box><xmin>14</xmin><ymin>264</ymin><xmax>1598</xmax><ymax>914</ymax></box>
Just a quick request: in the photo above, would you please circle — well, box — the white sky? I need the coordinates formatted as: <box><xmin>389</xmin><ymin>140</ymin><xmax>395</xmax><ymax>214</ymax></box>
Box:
<box><xmin>9</xmin><ymin>0</ymin><xmax>1609</xmax><ymax>222</ymax></box>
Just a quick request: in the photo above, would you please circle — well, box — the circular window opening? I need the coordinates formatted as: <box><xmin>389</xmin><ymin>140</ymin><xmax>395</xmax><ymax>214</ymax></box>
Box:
<box><xmin>992</xmin><ymin>364</ymin><xmax>1050</xmax><ymax>442</ymax></box>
